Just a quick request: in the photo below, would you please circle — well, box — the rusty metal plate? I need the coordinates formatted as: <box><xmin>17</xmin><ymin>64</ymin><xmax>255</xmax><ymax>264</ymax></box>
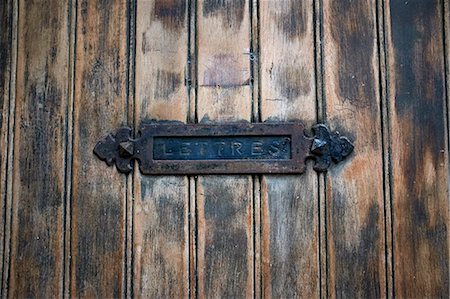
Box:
<box><xmin>93</xmin><ymin>122</ymin><xmax>354</xmax><ymax>175</ymax></box>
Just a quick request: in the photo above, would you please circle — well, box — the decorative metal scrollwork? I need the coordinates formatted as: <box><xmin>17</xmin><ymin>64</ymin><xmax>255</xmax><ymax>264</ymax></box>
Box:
<box><xmin>94</xmin><ymin>122</ymin><xmax>354</xmax><ymax>175</ymax></box>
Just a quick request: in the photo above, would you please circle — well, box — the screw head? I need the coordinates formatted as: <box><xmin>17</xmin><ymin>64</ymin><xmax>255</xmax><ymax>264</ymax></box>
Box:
<box><xmin>119</xmin><ymin>141</ymin><xmax>134</xmax><ymax>158</ymax></box>
<box><xmin>311</xmin><ymin>138</ymin><xmax>328</xmax><ymax>154</ymax></box>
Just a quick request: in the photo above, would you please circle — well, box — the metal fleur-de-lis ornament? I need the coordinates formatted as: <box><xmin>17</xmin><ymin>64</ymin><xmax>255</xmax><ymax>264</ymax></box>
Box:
<box><xmin>93</xmin><ymin>121</ymin><xmax>354</xmax><ymax>175</ymax></box>
<box><xmin>93</xmin><ymin>127</ymin><xmax>134</xmax><ymax>173</ymax></box>
<box><xmin>308</xmin><ymin>124</ymin><xmax>354</xmax><ymax>172</ymax></box>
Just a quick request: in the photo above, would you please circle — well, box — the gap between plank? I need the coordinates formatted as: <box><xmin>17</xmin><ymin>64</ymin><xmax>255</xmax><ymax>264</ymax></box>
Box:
<box><xmin>125</xmin><ymin>0</ymin><xmax>137</xmax><ymax>298</ymax></box>
<box><xmin>376</xmin><ymin>0</ymin><xmax>394</xmax><ymax>297</ymax></box>
<box><xmin>63</xmin><ymin>0</ymin><xmax>77</xmax><ymax>297</ymax></box>
<box><xmin>2</xmin><ymin>0</ymin><xmax>18</xmax><ymax>297</ymax></box>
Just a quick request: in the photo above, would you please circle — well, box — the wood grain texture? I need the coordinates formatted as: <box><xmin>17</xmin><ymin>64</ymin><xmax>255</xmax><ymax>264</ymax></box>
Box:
<box><xmin>196</xmin><ymin>0</ymin><xmax>253</xmax><ymax>297</ymax></box>
<box><xmin>7</xmin><ymin>0</ymin><xmax>70</xmax><ymax>297</ymax></box>
<box><xmin>134</xmin><ymin>0</ymin><xmax>189</xmax><ymax>297</ymax></box>
<box><xmin>71</xmin><ymin>1</ymin><xmax>128</xmax><ymax>297</ymax></box>
<box><xmin>377</xmin><ymin>0</ymin><xmax>394</xmax><ymax>296</ymax></box>
<box><xmin>197</xmin><ymin>0</ymin><xmax>252</xmax><ymax>122</ymax></box>
<box><xmin>0</xmin><ymin>0</ymin><xmax>13</xmax><ymax>294</ymax></box>
<box><xmin>322</xmin><ymin>0</ymin><xmax>386</xmax><ymax>297</ymax></box>
<box><xmin>259</xmin><ymin>0</ymin><xmax>319</xmax><ymax>297</ymax></box>
<box><xmin>385</xmin><ymin>1</ymin><xmax>449</xmax><ymax>297</ymax></box>
<box><xmin>0</xmin><ymin>1</ymin><xmax>18</xmax><ymax>297</ymax></box>
<box><xmin>197</xmin><ymin>176</ymin><xmax>253</xmax><ymax>298</ymax></box>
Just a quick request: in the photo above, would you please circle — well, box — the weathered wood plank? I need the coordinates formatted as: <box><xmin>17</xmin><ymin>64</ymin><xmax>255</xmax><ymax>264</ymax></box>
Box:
<box><xmin>377</xmin><ymin>0</ymin><xmax>394</xmax><ymax>296</ymax></box>
<box><xmin>322</xmin><ymin>0</ymin><xmax>386</xmax><ymax>297</ymax></box>
<box><xmin>196</xmin><ymin>0</ymin><xmax>253</xmax><ymax>297</ymax></box>
<box><xmin>133</xmin><ymin>0</ymin><xmax>189</xmax><ymax>297</ymax></box>
<box><xmin>71</xmin><ymin>1</ymin><xmax>128</xmax><ymax>297</ymax></box>
<box><xmin>0</xmin><ymin>0</ymin><xmax>14</xmax><ymax>296</ymax></box>
<box><xmin>7</xmin><ymin>0</ymin><xmax>70</xmax><ymax>297</ymax></box>
<box><xmin>197</xmin><ymin>176</ymin><xmax>253</xmax><ymax>298</ymax></box>
<box><xmin>385</xmin><ymin>1</ymin><xmax>449</xmax><ymax>297</ymax></box>
<box><xmin>197</xmin><ymin>0</ymin><xmax>252</xmax><ymax>122</ymax></box>
<box><xmin>259</xmin><ymin>0</ymin><xmax>319</xmax><ymax>298</ymax></box>
<box><xmin>134</xmin><ymin>176</ymin><xmax>189</xmax><ymax>298</ymax></box>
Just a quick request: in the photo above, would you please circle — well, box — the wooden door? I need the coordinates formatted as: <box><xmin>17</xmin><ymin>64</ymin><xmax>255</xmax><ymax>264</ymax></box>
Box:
<box><xmin>1</xmin><ymin>0</ymin><xmax>449</xmax><ymax>298</ymax></box>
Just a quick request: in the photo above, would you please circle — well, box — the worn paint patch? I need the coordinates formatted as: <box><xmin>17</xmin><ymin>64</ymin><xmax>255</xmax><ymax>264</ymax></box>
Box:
<box><xmin>202</xmin><ymin>53</ymin><xmax>249</xmax><ymax>87</ymax></box>
<box><xmin>202</xmin><ymin>0</ymin><xmax>246</xmax><ymax>31</ymax></box>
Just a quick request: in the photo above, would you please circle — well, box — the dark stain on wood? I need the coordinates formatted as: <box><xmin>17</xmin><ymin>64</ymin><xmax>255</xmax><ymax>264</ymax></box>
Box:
<box><xmin>200</xmin><ymin>177</ymin><xmax>250</xmax><ymax>298</ymax></box>
<box><xmin>8</xmin><ymin>0</ymin><xmax>69</xmax><ymax>297</ymax></box>
<box><xmin>274</xmin><ymin>1</ymin><xmax>307</xmax><ymax>39</ymax></box>
<box><xmin>389</xmin><ymin>1</ymin><xmax>449</xmax><ymax>297</ymax></box>
<box><xmin>331</xmin><ymin>200</ymin><xmax>381</xmax><ymax>298</ymax></box>
<box><xmin>154</xmin><ymin>70</ymin><xmax>182</xmax><ymax>100</ymax></box>
<box><xmin>276</xmin><ymin>65</ymin><xmax>311</xmax><ymax>99</ymax></box>
<box><xmin>330</xmin><ymin>0</ymin><xmax>376</xmax><ymax>108</ymax></box>
<box><xmin>202</xmin><ymin>0</ymin><xmax>245</xmax><ymax>31</ymax></box>
<box><xmin>0</xmin><ymin>2</ymin><xmax>12</xmax><ymax>291</ymax></box>
<box><xmin>0</xmin><ymin>0</ymin><xmax>11</xmax><ymax>126</ymax></box>
<box><xmin>324</xmin><ymin>0</ymin><xmax>385</xmax><ymax>297</ymax></box>
<box><xmin>153</xmin><ymin>0</ymin><xmax>186</xmax><ymax>31</ymax></box>
<box><xmin>73</xmin><ymin>195</ymin><xmax>124</xmax><ymax>298</ymax></box>
<box><xmin>2</xmin><ymin>0</ymin><xmax>450</xmax><ymax>297</ymax></box>
<box><xmin>154</xmin><ymin>195</ymin><xmax>185</xmax><ymax>241</ymax></box>
<box><xmin>71</xmin><ymin>0</ymin><xmax>127</xmax><ymax>297</ymax></box>
<box><xmin>263</xmin><ymin>176</ymin><xmax>317</xmax><ymax>298</ymax></box>
<box><xmin>141</xmin><ymin>33</ymin><xmax>150</xmax><ymax>54</ymax></box>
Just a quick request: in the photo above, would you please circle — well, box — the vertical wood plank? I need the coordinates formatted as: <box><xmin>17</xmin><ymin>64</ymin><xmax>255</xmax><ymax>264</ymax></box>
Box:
<box><xmin>196</xmin><ymin>0</ymin><xmax>253</xmax><ymax>297</ymax></box>
<box><xmin>445</xmin><ymin>0</ymin><xmax>450</xmax><ymax>209</ymax></box>
<box><xmin>0</xmin><ymin>0</ymin><xmax>14</xmax><ymax>296</ymax></box>
<box><xmin>322</xmin><ymin>0</ymin><xmax>386</xmax><ymax>297</ymax></box>
<box><xmin>197</xmin><ymin>176</ymin><xmax>253</xmax><ymax>298</ymax></box>
<box><xmin>197</xmin><ymin>0</ymin><xmax>252</xmax><ymax>122</ymax></box>
<box><xmin>378</xmin><ymin>0</ymin><xmax>394</xmax><ymax>297</ymax></box>
<box><xmin>259</xmin><ymin>0</ymin><xmax>319</xmax><ymax>298</ymax></box>
<box><xmin>133</xmin><ymin>0</ymin><xmax>189</xmax><ymax>297</ymax></box>
<box><xmin>385</xmin><ymin>1</ymin><xmax>449</xmax><ymax>297</ymax></box>
<box><xmin>71</xmin><ymin>1</ymin><xmax>128</xmax><ymax>297</ymax></box>
<box><xmin>8</xmin><ymin>0</ymin><xmax>70</xmax><ymax>297</ymax></box>
<box><xmin>125</xmin><ymin>1</ymin><xmax>136</xmax><ymax>297</ymax></box>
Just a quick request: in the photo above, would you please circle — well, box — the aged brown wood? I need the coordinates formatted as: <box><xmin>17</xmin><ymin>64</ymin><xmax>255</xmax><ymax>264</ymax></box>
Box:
<box><xmin>322</xmin><ymin>0</ymin><xmax>386</xmax><ymax>297</ymax></box>
<box><xmin>6</xmin><ymin>1</ymin><xmax>70</xmax><ymax>297</ymax></box>
<box><xmin>0</xmin><ymin>0</ymin><xmax>16</xmax><ymax>297</ymax></box>
<box><xmin>195</xmin><ymin>0</ymin><xmax>254</xmax><ymax>297</ymax></box>
<box><xmin>71</xmin><ymin>1</ymin><xmax>128</xmax><ymax>297</ymax></box>
<box><xmin>385</xmin><ymin>1</ymin><xmax>449</xmax><ymax>297</ymax></box>
<box><xmin>259</xmin><ymin>0</ymin><xmax>319</xmax><ymax>298</ymax></box>
<box><xmin>1</xmin><ymin>1</ymin><xmax>449</xmax><ymax>297</ymax></box>
<box><xmin>133</xmin><ymin>0</ymin><xmax>189</xmax><ymax>297</ymax></box>
<box><xmin>0</xmin><ymin>0</ymin><xmax>13</xmax><ymax>295</ymax></box>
